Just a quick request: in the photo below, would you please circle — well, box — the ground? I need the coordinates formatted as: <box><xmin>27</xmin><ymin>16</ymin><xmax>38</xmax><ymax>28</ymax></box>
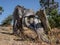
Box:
<box><xmin>0</xmin><ymin>26</ymin><xmax>60</xmax><ymax>45</ymax></box>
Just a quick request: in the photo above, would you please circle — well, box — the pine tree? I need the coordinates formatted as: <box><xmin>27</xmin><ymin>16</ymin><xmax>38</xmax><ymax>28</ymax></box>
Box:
<box><xmin>1</xmin><ymin>15</ymin><xmax>13</xmax><ymax>26</ymax></box>
<box><xmin>0</xmin><ymin>6</ymin><xmax>4</xmax><ymax>14</ymax></box>
<box><xmin>39</xmin><ymin>0</ymin><xmax>58</xmax><ymax>15</ymax></box>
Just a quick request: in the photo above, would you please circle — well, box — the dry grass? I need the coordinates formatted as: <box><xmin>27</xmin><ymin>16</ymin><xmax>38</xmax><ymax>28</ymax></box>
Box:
<box><xmin>0</xmin><ymin>26</ymin><xmax>60</xmax><ymax>45</ymax></box>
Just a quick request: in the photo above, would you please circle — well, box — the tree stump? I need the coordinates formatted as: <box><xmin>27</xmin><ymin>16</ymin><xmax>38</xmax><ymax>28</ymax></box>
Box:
<box><xmin>36</xmin><ymin>9</ymin><xmax>51</xmax><ymax>34</ymax></box>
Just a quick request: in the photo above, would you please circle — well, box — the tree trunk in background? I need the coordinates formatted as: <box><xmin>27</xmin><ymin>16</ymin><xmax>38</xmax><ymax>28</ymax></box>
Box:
<box><xmin>36</xmin><ymin>9</ymin><xmax>51</xmax><ymax>34</ymax></box>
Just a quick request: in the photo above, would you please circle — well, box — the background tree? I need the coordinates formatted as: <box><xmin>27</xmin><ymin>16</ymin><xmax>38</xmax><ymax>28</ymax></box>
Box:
<box><xmin>48</xmin><ymin>9</ymin><xmax>60</xmax><ymax>28</ymax></box>
<box><xmin>39</xmin><ymin>0</ymin><xmax>60</xmax><ymax>28</ymax></box>
<box><xmin>0</xmin><ymin>6</ymin><xmax>4</xmax><ymax>14</ymax></box>
<box><xmin>39</xmin><ymin>0</ymin><xmax>59</xmax><ymax>15</ymax></box>
<box><xmin>1</xmin><ymin>15</ymin><xmax>13</xmax><ymax>26</ymax></box>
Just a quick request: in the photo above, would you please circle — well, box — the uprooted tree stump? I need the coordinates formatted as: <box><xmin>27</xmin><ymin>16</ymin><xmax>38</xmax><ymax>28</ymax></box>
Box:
<box><xmin>13</xmin><ymin>5</ymin><xmax>51</xmax><ymax>43</ymax></box>
<box><xmin>36</xmin><ymin>9</ymin><xmax>51</xmax><ymax>34</ymax></box>
<box><xmin>22</xmin><ymin>9</ymin><xmax>51</xmax><ymax>43</ymax></box>
<box><xmin>34</xmin><ymin>9</ymin><xmax>52</xmax><ymax>43</ymax></box>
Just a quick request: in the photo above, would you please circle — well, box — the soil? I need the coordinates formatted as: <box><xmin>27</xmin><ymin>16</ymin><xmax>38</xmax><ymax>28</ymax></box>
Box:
<box><xmin>0</xmin><ymin>26</ymin><xmax>60</xmax><ymax>45</ymax></box>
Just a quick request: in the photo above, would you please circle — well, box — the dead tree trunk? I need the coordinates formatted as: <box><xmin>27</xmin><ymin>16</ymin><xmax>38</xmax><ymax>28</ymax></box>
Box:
<box><xmin>35</xmin><ymin>9</ymin><xmax>51</xmax><ymax>43</ymax></box>
<box><xmin>36</xmin><ymin>9</ymin><xmax>51</xmax><ymax>34</ymax></box>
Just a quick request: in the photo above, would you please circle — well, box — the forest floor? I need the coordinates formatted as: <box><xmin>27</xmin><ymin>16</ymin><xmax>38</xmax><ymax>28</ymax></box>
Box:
<box><xmin>0</xmin><ymin>26</ymin><xmax>60</xmax><ymax>45</ymax></box>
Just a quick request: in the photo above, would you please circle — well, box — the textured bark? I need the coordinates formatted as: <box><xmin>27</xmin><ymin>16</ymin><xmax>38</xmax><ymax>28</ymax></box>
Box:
<box><xmin>36</xmin><ymin>9</ymin><xmax>51</xmax><ymax>33</ymax></box>
<box><xmin>13</xmin><ymin>5</ymin><xmax>25</xmax><ymax>36</ymax></box>
<box><xmin>35</xmin><ymin>9</ymin><xmax>51</xmax><ymax>43</ymax></box>
<box><xmin>13</xmin><ymin>5</ymin><xmax>51</xmax><ymax>43</ymax></box>
<box><xmin>36</xmin><ymin>28</ymin><xmax>50</xmax><ymax>43</ymax></box>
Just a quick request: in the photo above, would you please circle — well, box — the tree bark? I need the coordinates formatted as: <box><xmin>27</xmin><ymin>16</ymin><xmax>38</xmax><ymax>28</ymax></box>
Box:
<box><xmin>36</xmin><ymin>9</ymin><xmax>51</xmax><ymax>34</ymax></box>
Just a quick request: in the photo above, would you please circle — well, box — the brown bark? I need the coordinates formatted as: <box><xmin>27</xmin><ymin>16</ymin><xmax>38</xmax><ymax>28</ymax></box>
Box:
<box><xmin>36</xmin><ymin>9</ymin><xmax>51</xmax><ymax>33</ymax></box>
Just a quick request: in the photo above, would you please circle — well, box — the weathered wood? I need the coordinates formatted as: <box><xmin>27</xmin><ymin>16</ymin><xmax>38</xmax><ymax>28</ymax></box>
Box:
<box><xmin>35</xmin><ymin>9</ymin><xmax>51</xmax><ymax>43</ymax></box>
<box><xmin>36</xmin><ymin>28</ymin><xmax>50</xmax><ymax>43</ymax></box>
<box><xmin>13</xmin><ymin>5</ymin><xmax>51</xmax><ymax>43</ymax></box>
<box><xmin>13</xmin><ymin>5</ymin><xmax>38</xmax><ymax>40</ymax></box>
<box><xmin>36</xmin><ymin>9</ymin><xmax>51</xmax><ymax>33</ymax></box>
<box><xmin>13</xmin><ymin>5</ymin><xmax>25</xmax><ymax>35</ymax></box>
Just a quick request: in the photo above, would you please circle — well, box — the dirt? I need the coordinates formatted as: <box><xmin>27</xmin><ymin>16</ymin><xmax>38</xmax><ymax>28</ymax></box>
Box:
<box><xmin>0</xmin><ymin>26</ymin><xmax>60</xmax><ymax>45</ymax></box>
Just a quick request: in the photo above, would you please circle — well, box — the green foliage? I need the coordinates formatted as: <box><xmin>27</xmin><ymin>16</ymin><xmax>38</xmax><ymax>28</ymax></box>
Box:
<box><xmin>54</xmin><ymin>15</ymin><xmax>60</xmax><ymax>27</ymax></box>
<box><xmin>40</xmin><ymin>0</ymin><xmax>59</xmax><ymax>15</ymax></box>
<box><xmin>0</xmin><ymin>7</ymin><xmax>2</xmax><ymax>10</ymax></box>
<box><xmin>40</xmin><ymin>0</ymin><xmax>55</xmax><ymax>8</ymax></box>
<box><xmin>50</xmin><ymin>9</ymin><xmax>58</xmax><ymax>16</ymax></box>
<box><xmin>39</xmin><ymin>0</ymin><xmax>60</xmax><ymax>28</ymax></box>
<box><xmin>48</xmin><ymin>9</ymin><xmax>60</xmax><ymax>28</ymax></box>
<box><xmin>0</xmin><ymin>6</ymin><xmax>4</xmax><ymax>14</ymax></box>
<box><xmin>48</xmin><ymin>17</ymin><xmax>56</xmax><ymax>28</ymax></box>
<box><xmin>1</xmin><ymin>15</ymin><xmax>13</xmax><ymax>26</ymax></box>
